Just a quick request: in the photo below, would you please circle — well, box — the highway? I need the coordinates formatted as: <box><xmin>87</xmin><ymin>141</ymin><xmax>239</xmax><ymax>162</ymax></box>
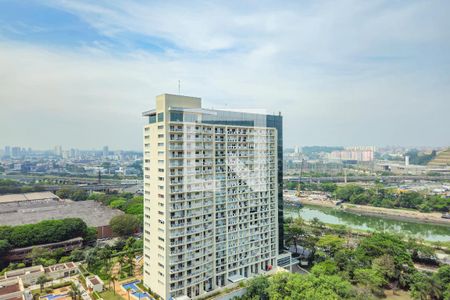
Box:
<box><xmin>284</xmin><ymin>175</ymin><xmax>450</xmax><ymax>183</ymax></box>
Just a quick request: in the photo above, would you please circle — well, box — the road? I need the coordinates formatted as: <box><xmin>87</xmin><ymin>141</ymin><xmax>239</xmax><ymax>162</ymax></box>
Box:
<box><xmin>285</xmin><ymin>175</ymin><xmax>450</xmax><ymax>183</ymax></box>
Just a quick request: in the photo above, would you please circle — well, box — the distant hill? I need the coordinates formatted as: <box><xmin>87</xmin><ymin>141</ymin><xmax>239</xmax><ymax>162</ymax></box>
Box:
<box><xmin>428</xmin><ymin>148</ymin><xmax>450</xmax><ymax>167</ymax></box>
<box><xmin>405</xmin><ymin>149</ymin><xmax>436</xmax><ymax>165</ymax></box>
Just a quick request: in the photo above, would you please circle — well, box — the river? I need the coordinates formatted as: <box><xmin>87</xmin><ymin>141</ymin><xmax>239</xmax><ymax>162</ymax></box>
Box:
<box><xmin>284</xmin><ymin>205</ymin><xmax>450</xmax><ymax>242</ymax></box>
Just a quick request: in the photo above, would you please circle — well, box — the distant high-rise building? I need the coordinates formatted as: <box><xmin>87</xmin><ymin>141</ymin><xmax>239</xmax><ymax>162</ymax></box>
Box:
<box><xmin>103</xmin><ymin>146</ymin><xmax>109</xmax><ymax>157</ymax></box>
<box><xmin>11</xmin><ymin>147</ymin><xmax>21</xmax><ymax>158</ymax></box>
<box><xmin>4</xmin><ymin>146</ymin><xmax>11</xmax><ymax>157</ymax></box>
<box><xmin>69</xmin><ymin>148</ymin><xmax>79</xmax><ymax>158</ymax></box>
<box><xmin>54</xmin><ymin>145</ymin><xmax>63</xmax><ymax>157</ymax></box>
<box><xmin>142</xmin><ymin>94</ymin><xmax>283</xmax><ymax>300</ymax></box>
<box><xmin>329</xmin><ymin>146</ymin><xmax>374</xmax><ymax>162</ymax></box>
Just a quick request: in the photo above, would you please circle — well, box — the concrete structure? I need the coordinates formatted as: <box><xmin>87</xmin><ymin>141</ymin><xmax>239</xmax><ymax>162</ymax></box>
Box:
<box><xmin>0</xmin><ymin>193</ymin><xmax>123</xmax><ymax>239</ymax></box>
<box><xmin>44</xmin><ymin>262</ymin><xmax>78</xmax><ymax>280</ymax></box>
<box><xmin>86</xmin><ymin>275</ymin><xmax>104</xmax><ymax>293</ymax></box>
<box><xmin>3</xmin><ymin>266</ymin><xmax>44</xmax><ymax>286</ymax></box>
<box><xmin>142</xmin><ymin>94</ymin><xmax>282</xmax><ymax>299</ymax></box>
<box><xmin>0</xmin><ymin>192</ymin><xmax>59</xmax><ymax>205</ymax></box>
<box><xmin>329</xmin><ymin>146</ymin><xmax>374</xmax><ymax>162</ymax></box>
<box><xmin>0</xmin><ymin>277</ymin><xmax>25</xmax><ymax>300</ymax></box>
<box><xmin>3</xmin><ymin>262</ymin><xmax>78</xmax><ymax>286</ymax></box>
<box><xmin>4</xmin><ymin>238</ymin><xmax>83</xmax><ymax>262</ymax></box>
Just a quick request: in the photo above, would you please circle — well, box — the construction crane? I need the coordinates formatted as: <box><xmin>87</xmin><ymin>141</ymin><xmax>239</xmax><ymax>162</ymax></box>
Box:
<box><xmin>296</xmin><ymin>159</ymin><xmax>305</xmax><ymax>197</ymax></box>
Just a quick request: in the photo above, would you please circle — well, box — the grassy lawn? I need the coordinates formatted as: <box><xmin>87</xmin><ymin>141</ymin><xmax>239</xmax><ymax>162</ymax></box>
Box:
<box><xmin>99</xmin><ymin>290</ymin><xmax>125</xmax><ymax>300</ymax></box>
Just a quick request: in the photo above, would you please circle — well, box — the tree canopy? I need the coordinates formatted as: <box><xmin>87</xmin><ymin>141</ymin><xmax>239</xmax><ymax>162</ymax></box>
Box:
<box><xmin>110</xmin><ymin>214</ymin><xmax>140</xmax><ymax>237</ymax></box>
<box><xmin>240</xmin><ymin>272</ymin><xmax>354</xmax><ymax>300</ymax></box>
<box><xmin>0</xmin><ymin>218</ymin><xmax>89</xmax><ymax>248</ymax></box>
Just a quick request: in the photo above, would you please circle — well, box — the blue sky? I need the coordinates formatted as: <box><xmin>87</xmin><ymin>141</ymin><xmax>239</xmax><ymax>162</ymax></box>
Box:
<box><xmin>0</xmin><ymin>0</ymin><xmax>449</xmax><ymax>150</ymax></box>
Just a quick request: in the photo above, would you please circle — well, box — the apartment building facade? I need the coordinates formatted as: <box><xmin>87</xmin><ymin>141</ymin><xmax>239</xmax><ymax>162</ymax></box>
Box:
<box><xmin>143</xmin><ymin>94</ymin><xmax>283</xmax><ymax>300</ymax></box>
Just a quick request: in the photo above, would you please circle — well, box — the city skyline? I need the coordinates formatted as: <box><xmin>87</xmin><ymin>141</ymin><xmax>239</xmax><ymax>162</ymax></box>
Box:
<box><xmin>0</xmin><ymin>142</ymin><xmax>448</xmax><ymax>153</ymax></box>
<box><xmin>1</xmin><ymin>1</ymin><xmax>450</xmax><ymax>149</ymax></box>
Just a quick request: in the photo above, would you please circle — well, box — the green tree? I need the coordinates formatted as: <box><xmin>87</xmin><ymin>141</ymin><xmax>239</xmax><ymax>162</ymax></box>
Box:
<box><xmin>85</xmin><ymin>249</ymin><xmax>98</xmax><ymax>268</ymax></box>
<box><xmin>354</xmin><ymin>268</ymin><xmax>386</xmax><ymax>296</ymax></box>
<box><xmin>410</xmin><ymin>272</ymin><xmax>442</xmax><ymax>300</ymax></box>
<box><xmin>397</xmin><ymin>192</ymin><xmax>424</xmax><ymax>209</ymax></box>
<box><xmin>110</xmin><ymin>214</ymin><xmax>140</xmax><ymax>237</ymax></box>
<box><xmin>334</xmin><ymin>249</ymin><xmax>358</xmax><ymax>276</ymax></box>
<box><xmin>71</xmin><ymin>282</ymin><xmax>81</xmax><ymax>300</ymax></box>
<box><xmin>36</xmin><ymin>275</ymin><xmax>49</xmax><ymax>292</ymax></box>
<box><xmin>435</xmin><ymin>265</ymin><xmax>450</xmax><ymax>286</ymax></box>
<box><xmin>4</xmin><ymin>218</ymin><xmax>88</xmax><ymax>248</ymax></box>
<box><xmin>320</xmin><ymin>182</ymin><xmax>337</xmax><ymax>193</ymax></box>
<box><xmin>70</xmin><ymin>249</ymin><xmax>85</xmax><ymax>262</ymax></box>
<box><xmin>285</xmin><ymin>218</ymin><xmax>305</xmax><ymax>255</ymax></box>
<box><xmin>128</xmin><ymin>258</ymin><xmax>136</xmax><ymax>276</ymax></box>
<box><xmin>356</xmin><ymin>233</ymin><xmax>412</xmax><ymax>270</ymax></box>
<box><xmin>334</xmin><ymin>185</ymin><xmax>365</xmax><ymax>201</ymax></box>
<box><xmin>0</xmin><ymin>239</ymin><xmax>11</xmax><ymax>256</ymax></box>
<box><xmin>28</xmin><ymin>247</ymin><xmax>52</xmax><ymax>265</ymax></box>
<box><xmin>109</xmin><ymin>199</ymin><xmax>127</xmax><ymax>210</ymax></box>
<box><xmin>109</xmin><ymin>274</ymin><xmax>118</xmax><ymax>295</ymax></box>
<box><xmin>56</xmin><ymin>188</ymin><xmax>88</xmax><ymax>201</ymax></box>
<box><xmin>316</xmin><ymin>235</ymin><xmax>345</xmax><ymax>257</ymax></box>
<box><xmin>266</xmin><ymin>272</ymin><xmax>354</xmax><ymax>300</ymax></box>
<box><xmin>242</xmin><ymin>276</ymin><xmax>270</xmax><ymax>300</ymax></box>
<box><xmin>372</xmin><ymin>254</ymin><xmax>396</xmax><ymax>280</ymax></box>
<box><xmin>311</xmin><ymin>260</ymin><xmax>338</xmax><ymax>276</ymax></box>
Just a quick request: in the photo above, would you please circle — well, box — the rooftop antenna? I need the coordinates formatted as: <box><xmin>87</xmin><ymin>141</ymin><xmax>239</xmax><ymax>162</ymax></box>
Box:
<box><xmin>178</xmin><ymin>80</ymin><xmax>181</xmax><ymax>95</ymax></box>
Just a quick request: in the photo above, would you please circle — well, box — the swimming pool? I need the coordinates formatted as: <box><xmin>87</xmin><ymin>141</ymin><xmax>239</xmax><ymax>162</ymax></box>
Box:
<box><xmin>122</xmin><ymin>280</ymin><xmax>151</xmax><ymax>299</ymax></box>
<box><xmin>40</xmin><ymin>293</ymin><xmax>69</xmax><ymax>300</ymax></box>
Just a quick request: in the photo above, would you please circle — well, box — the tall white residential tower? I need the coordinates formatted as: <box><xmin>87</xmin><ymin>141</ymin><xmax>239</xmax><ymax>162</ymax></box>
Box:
<box><xmin>142</xmin><ymin>94</ymin><xmax>283</xmax><ymax>300</ymax></box>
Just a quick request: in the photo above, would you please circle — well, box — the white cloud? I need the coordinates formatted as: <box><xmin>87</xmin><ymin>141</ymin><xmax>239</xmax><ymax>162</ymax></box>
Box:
<box><xmin>0</xmin><ymin>0</ymin><xmax>449</xmax><ymax>149</ymax></box>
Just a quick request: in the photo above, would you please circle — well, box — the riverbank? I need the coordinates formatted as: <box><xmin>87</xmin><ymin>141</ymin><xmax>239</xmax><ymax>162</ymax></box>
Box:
<box><xmin>284</xmin><ymin>205</ymin><xmax>450</xmax><ymax>242</ymax></box>
<box><xmin>295</xmin><ymin>196</ymin><xmax>450</xmax><ymax>226</ymax></box>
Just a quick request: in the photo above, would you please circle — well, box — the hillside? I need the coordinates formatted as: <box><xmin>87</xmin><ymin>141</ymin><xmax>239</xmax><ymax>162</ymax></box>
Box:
<box><xmin>428</xmin><ymin>148</ymin><xmax>450</xmax><ymax>167</ymax></box>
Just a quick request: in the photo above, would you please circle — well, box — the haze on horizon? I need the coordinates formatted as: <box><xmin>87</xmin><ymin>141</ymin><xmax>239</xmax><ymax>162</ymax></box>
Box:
<box><xmin>0</xmin><ymin>1</ymin><xmax>449</xmax><ymax>150</ymax></box>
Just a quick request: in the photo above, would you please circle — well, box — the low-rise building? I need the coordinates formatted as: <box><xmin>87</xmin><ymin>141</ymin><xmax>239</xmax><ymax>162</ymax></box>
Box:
<box><xmin>4</xmin><ymin>266</ymin><xmax>44</xmax><ymax>286</ymax></box>
<box><xmin>0</xmin><ymin>277</ymin><xmax>25</xmax><ymax>300</ymax></box>
<box><xmin>3</xmin><ymin>263</ymin><xmax>78</xmax><ymax>287</ymax></box>
<box><xmin>44</xmin><ymin>262</ymin><xmax>78</xmax><ymax>280</ymax></box>
<box><xmin>86</xmin><ymin>275</ymin><xmax>104</xmax><ymax>293</ymax></box>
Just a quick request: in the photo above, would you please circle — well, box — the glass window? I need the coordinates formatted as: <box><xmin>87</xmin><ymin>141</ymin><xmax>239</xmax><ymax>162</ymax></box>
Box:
<box><xmin>170</xmin><ymin>111</ymin><xmax>183</xmax><ymax>122</ymax></box>
<box><xmin>149</xmin><ymin>114</ymin><xmax>156</xmax><ymax>124</ymax></box>
<box><xmin>157</xmin><ymin>112</ymin><xmax>164</xmax><ymax>122</ymax></box>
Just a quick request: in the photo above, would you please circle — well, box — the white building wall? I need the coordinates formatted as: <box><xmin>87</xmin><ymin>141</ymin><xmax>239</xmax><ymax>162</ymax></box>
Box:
<box><xmin>144</xmin><ymin>94</ymin><xmax>278</xmax><ymax>300</ymax></box>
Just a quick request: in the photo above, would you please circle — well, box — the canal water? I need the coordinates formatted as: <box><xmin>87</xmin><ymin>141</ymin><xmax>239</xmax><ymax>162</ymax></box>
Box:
<box><xmin>284</xmin><ymin>205</ymin><xmax>450</xmax><ymax>242</ymax></box>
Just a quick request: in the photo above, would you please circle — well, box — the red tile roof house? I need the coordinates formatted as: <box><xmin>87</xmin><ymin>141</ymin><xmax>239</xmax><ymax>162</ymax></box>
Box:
<box><xmin>0</xmin><ymin>277</ymin><xmax>25</xmax><ymax>300</ymax></box>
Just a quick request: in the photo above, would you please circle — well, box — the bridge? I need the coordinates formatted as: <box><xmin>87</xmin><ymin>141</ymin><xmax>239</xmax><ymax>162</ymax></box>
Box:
<box><xmin>284</xmin><ymin>175</ymin><xmax>450</xmax><ymax>183</ymax></box>
<box><xmin>0</xmin><ymin>174</ymin><xmax>141</xmax><ymax>193</ymax></box>
<box><xmin>40</xmin><ymin>184</ymin><xmax>138</xmax><ymax>192</ymax></box>
<box><xmin>0</xmin><ymin>174</ymin><xmax>124</xmax><ymax>185</ymax></box>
